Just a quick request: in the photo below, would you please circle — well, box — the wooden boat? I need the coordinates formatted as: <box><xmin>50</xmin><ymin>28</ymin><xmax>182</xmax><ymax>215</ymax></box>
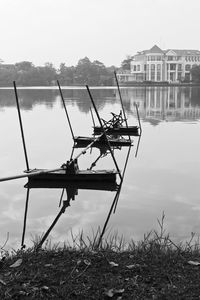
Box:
<box><xmin>74</xmin><ymin>136</ymin><xmax>132</xmax><ymax>148</ymax></box>
<box><xmin>25</xmin><ymin>165</ymin><xmax>118</xmax><ymax>184</ymax></box>
<box><xmin>93</xmin><ymin>125</ymin><xmax>140</xmax><ymax>136</ymax></box>
<box><xmin>25</xmin><ymin>179</ymin><xmax>119</xmax><ymax>191</ymax></box>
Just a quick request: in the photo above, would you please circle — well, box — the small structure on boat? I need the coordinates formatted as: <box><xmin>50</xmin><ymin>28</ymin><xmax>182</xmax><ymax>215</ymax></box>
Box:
<box><xmin>91</xmin><ymin>72</ymin><xmax>142</xmax><ymax>138</ymax></box>
<box><xmin>93</xmin><ymin>111</ymin><xmax>140</xmax><ymax>136</ymax></box>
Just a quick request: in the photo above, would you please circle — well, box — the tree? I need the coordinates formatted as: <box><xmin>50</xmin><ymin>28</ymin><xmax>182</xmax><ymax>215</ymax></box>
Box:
<box><xmin>58</xmin><ymin>63</ymin><xmax>75</xmax><ymax>85</ymax></box>
<box><xmin>75</xmin><ymin>57</ymin><xmax>92</xmax><ymax>84</ymax></box>
<box><xmin>15</xmin><ymin>61</ymin><xmax>34</xmax><ymax>71</ymax></box>
<box><xmin>121</xmin><ymin>55</ymin><xmax>133</xmax><ymax>70</ymax></box>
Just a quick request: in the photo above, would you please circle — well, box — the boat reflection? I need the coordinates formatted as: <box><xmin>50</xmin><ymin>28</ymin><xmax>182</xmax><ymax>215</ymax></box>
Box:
<box><xmin>21</xmin><ymin>143</ymin><xmax>133</xmax><ymax>250</ymax></box>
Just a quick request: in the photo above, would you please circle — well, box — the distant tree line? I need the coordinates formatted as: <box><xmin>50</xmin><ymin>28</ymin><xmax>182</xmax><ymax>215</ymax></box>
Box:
<box><xmin>1</xmin><ymin>56</ymin><xmax>200</xmax><ymax>86</ymax></box>
<box><xmin>0</xmin><ymin>57</ymin><xmax>120</xmax><ymax>87</ymax></box>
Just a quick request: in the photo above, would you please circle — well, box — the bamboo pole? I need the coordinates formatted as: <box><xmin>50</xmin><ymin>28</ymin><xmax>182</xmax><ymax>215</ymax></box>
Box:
<box><xmin>86</xmin><ymin>85</ymin><xmax>122</xmax><ymax>180</ymax></box>
<box><xmin>135</xmin><ymin>103</ymin><xmax>142</xmax><ymax>135</ymax></box>
<box><xmin>90</xmin><ymin>107</ymin><xmax>95</xmax><ymax>127</ymax></box>
<box><xmin>114</xmin><ymin>71</ymin><xmax>129</xmax><ymax>129</ymax></box>
<box><xmin>13</xmin><ymin>81</ymin><xmax>30</xmax><ymax>171</ymax></box>
<box><xmin>0</xmin><ymin>167</ymin><xmax>63</xmax><ymax>183</ymax></box>
<box><xmin>21</xmin><ymin>188</ymin><xmax>30</xmax><ymax>248</ymax></box>
<box><xmin>97</xmin><ymin>145</ymin><xmax>132</xmax><ymax>247</ymax></box>
<box><xmin>57</xmin><ymin>80</ymin><xmax>75</xmax><ymax>140</ymax></box>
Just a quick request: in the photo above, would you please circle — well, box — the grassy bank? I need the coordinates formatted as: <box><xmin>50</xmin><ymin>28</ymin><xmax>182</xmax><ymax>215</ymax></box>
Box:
<box><xmin>0</xmin><ymin>216</ymin><xmax>200</xmax><ymax>299</ymax></box>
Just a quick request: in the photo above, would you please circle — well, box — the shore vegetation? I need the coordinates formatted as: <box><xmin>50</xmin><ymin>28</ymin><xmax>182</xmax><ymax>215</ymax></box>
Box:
<box><xmin>0</xmin><ymin>215</ymin><xmax>200</xmax><ymax>299</ymax></box>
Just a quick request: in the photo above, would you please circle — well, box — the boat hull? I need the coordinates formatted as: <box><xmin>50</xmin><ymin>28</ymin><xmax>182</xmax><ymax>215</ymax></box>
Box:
<box><xmin>74</xmin><ymin>136</ymin><xmax>132</xmax><ymax>148</ymax></box>
<box><xmin>93</xmin><ymin>126</ymin><xmax>140</xmax><ymax>136</ymax></box>
<box><xmin>26</xmin><ymin>169</ymin><xmax>118</xmax><ymax>184</ymax></box>
<box><xmin>25</xmin><ymin>179</ymin><xmax>119</xmax><ymax>191</ymax></box>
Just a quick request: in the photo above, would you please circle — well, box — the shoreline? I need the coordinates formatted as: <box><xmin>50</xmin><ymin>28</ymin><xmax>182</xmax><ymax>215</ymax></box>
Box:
<box><xmin>1</xmin><ymin>225</ymin><xmax>200</xmax><ymax>299</ymax></box>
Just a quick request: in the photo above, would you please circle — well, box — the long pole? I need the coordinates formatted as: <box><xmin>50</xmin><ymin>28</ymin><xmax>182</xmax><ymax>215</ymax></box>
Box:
<box><xmin>97</xmin><ymin>144</ymin><xmax>132</xmax><ymax>247</ymax></box>
<box><xmin>113</xmin><ymin>145</ymin><xmax>132</xmax><ymax>213</ymax></box>
<box><xmin>135</xmin><ymin>103</ymin><xmax>142</xmax><ymax>135</ymax></box>
<box><xmin>0</xmin><ymin>167</ymin><xmax>63</xmax><ymax>182</ymax></box>
<box><xmin>57</xmin><ymin>80</ymin><xmax>75</xmax><ymax>140</ymax></box>
<box><xmin>21</xmin><ymin>188</ymin><xmax>30</xmax><ymax>248</ymax></box>
<box><xmin>0</xmin><ymin>126</ymin><xmax>115</xmax><ymax>183</ymax></box>
<box><xmin>86</xmin><ymin>85</ymin><xmax>122</xmax><ymax>180</ymax></box>
<box><xmin>13</xmin><ymin>81</ymin><xmax>30</xmax><ymax>171</ymax></box>
<box><xmin>96</xmin><ymin>187</ymin><xmax>120</xmax><ymax>248</ymax></box>
<box><xmin>90</xmin><ymin>107</ymin><xmax>95</xmax><ymax>127</ymax></box>
<box><xmin>114</xmin><ymin>71</ymin><xmax>129</xmax><ymax>129</ymax></box>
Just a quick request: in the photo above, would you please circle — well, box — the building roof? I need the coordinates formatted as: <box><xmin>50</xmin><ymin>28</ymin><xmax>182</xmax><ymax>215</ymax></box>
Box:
<box><xmin>136</xmin><ymin>45</ymin><xmax>164</xmax><ymax>55</ymax></box>
<box><xmin>166</xmin><ymin>49</ymin><xmax>200</xmax><ymax>55</ymax></box>
<box><xmin>148</xmin><ymin>45</ymin><xmax>164</xmax><ymax>53</ymax></box>
<box><xmin>135</xmin><ymin>45</ymin><xmax>200</xmax><ymax>56</ymax></box>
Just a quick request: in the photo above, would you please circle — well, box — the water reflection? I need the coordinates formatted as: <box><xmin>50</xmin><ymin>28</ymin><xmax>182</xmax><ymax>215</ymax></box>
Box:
<box><xmin>116</xmin><ymin>86</ymin><xmax>200</xmax><ymax>124</ymax></box>
<box><xmin>0</xmin><ymin>88</ymin><xmax>116</xmax><ymax>113</ymax></box>
<box><xmin>1</xmin><ymin>86</ymin><xmax>200</xmax><ymax>123</ymax></box>
<box><xmin>1</xmin><ymin>86</ymin><xmax>200</xmax><ymax>250</ymax></box>
<box><xmin>20</xmin><ymin>142</ymin><xmax>132</xmax><ymax>249</ymax></box>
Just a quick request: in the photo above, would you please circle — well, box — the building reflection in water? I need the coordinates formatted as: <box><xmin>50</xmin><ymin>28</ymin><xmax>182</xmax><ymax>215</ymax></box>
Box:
<box><xmin>115</xmin><ymin>87</ymin><xmax>200</xmax><ymax>124</ymax></box>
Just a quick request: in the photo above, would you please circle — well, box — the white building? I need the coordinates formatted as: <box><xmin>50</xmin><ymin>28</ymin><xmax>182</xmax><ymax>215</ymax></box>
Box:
<box><xmin>117</xmin><ymin>45</ymin><xmax>200</xmax><ymax>83</ymax></box>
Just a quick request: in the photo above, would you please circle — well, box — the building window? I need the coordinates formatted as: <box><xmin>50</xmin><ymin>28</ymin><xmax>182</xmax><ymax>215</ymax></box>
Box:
<box><xmin>144</xmin><ymin>64</ymin><xmax>147</xmax><ymax>71</ymax></box>
<box><xmin>167</xmin><ymin>56</ymin><xmax>174</xmax><ymax>61</ymax></box>
<box><xmin>151</xmin><ymin>64</ymin><xmax>155</xmax><ymax>70</ymax></box>
<box><xmin>185</xmin><ymin>73</ymin><xmax>190</xmax><ymax>81</ymax></box>
<box><xmin>157</xmin><ymin>72</ymin><xmax>161</xmax><ymax>81</ymax></box>
<box><xmin>151</xmin><ymin>72</ymin><xmax>155</xmax><ymax>81</ymax></box>
<box><xmin>137</xmin><ymin>65</ymin><xmax>140</xmax><ymax>71</ymax></box>
<box><xmin>178</xmin><ymin>64</ymin><xmax>182</xmax><ymax>71</ymax></box>
<box><xmin>185</xmin><ymin>64</ymin><xmax>191</xmax><ymax>71</ymax></box>
<box><xmin>170</xmin><ymin>64</ymin><xmax>176</xmax><ymax>70</ymax></box>
<box><xmin>133</xmin><ymin>65</ymin><xmax>136</xmax><ymax>71</ymax></box>
<box><xmin>150</xmin><ymin>56</ymin><xmax>156</xmax><ymax>61</ymax></box>
<box><xmin>177</xmin><ymin>72</ymin><xmax>182</xmax><ymax>81</ymax></box>
<box><xmin>157</xmin><ymin>64</ymin><xmax>161</xmax><ymax>71</ymax></box>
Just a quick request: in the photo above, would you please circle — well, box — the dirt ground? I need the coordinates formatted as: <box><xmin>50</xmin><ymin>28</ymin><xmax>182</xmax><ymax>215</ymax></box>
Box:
<box><xmin>1</xmin><ymin>246</ymin><xmax>200</xmax><ymax>299</ymax></box>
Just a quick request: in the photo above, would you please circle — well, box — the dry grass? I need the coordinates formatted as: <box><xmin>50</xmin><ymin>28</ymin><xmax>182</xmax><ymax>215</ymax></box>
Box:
<box><xmin>0</xmin><ymin>213</ymin><xmax>200</xmax><ymax>299</ymax></box>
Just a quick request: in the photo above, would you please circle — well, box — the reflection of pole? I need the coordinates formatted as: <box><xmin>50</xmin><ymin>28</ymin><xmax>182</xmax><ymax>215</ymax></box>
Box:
<box><xmin>21</xmin><ymin>188</ymin><xmax>30</xmax><ymax>248</ymax></box>
<box><xmin>13</xmin><ymin>81</ymin><xmax>30</xmax><ymax>171</ymax></box>
<box><xmin>97</xmin><ymin>188</ymin><xmax>120</xmax><ymax>248</ymax></box>
<box><xmin>57</xmin><ymin>80</ymin><xmax>75</xmax><ymax>140</ymax></box>
<box><xmin>97</xmin><ymin>145</ymin><xmax>132</xmax><ymax>247</ymax></box>
<box><xmin>36</xmin><ymin>201</ymin><xmax>69</xmax><ymax>251</ymax></box>
<box><xmin>86</xmin><ymin>85</ymin><xmax>122</xmax><ymax>180</ymax></box>
<box><xmin>135</xmin><ymin>135</ymin><xmax>141</xmax><ymax>158</ymax></box>
<box><xmin>113</xmin><ymin>145</ymin><xmax>132</xmax><ymax>213</ymax></box>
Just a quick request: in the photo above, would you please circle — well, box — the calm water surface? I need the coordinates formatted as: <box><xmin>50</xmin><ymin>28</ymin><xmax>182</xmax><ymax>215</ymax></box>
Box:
<box><xmin>0</xmin><ymin>86</ymin><xmax>200</xmax><ymax>249</ymax></box>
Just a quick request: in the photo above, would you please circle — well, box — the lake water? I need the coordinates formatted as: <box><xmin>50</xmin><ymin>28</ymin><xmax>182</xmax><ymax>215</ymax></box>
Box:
<box><xmin>0</xmin><ymin>85</ymin><xmax>200</xmax><ymax>250</ymax></box>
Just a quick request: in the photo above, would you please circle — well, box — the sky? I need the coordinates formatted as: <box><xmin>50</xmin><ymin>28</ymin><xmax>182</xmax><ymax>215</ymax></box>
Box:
<box><xmin>0</xmin><ymin>0</ymin><xmax>200</xmax><ymax>68</ymax></box>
